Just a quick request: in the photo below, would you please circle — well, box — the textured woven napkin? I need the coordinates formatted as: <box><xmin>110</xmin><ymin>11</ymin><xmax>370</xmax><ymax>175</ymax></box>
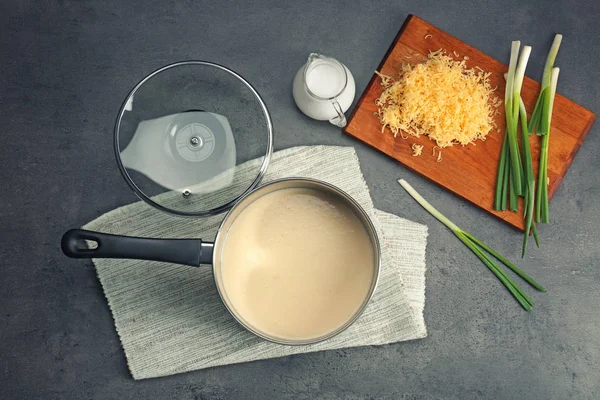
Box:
<box><xmin>84</xmin><ymin>146</ymin><xmax>428</xmax><ymax>379</ymax></box>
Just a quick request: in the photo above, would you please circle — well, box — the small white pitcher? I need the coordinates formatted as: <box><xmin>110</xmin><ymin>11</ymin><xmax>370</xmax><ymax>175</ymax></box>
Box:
<box><xmin>292</xmin><ymin>53</ymin><xmax>356</xmax><ymax>128</ymax></box>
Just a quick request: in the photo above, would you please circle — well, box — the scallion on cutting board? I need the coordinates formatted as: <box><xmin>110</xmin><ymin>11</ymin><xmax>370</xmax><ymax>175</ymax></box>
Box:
<box><xmin>530</xmin><ymin>34</ymin><xmax>562</xmax><ymax>224</ymax></box>
<box><xmin>536</xmin><ymin>68</ymin><xmax>560</xmax><ymax>223</ymax></box>
<box><xmin>519</xmin><ymin>97</ymin><xmax>540</xmax><ymax>255</ymax></box>
<box><xmin>494</xmin><ymin>35</ymin><xmax>562</xmax><ymax>255</ymax></box>
<box><xmin>499</xmin><ymin>70</ymin><xmax>539</xmax><ymax>255</ymax></box>
<box><xmin>399</xmin><ymin>179</ymin><xmax>546</xmax><ymax>310</ymax></box>
<box><xmin>495</xmin><ymin>42</ymin><xmax>530</xmax><ymax>212</ymax></box>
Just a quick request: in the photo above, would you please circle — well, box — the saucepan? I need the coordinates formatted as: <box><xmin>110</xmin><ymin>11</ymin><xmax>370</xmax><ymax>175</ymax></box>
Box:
<box><xmin>62</xmin><ymin>178</ymin><xmax>381</xmax><ymax>345</ymax></box>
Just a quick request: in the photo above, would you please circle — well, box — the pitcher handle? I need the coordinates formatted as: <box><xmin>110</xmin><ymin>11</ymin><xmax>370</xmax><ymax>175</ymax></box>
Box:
<box><xmin>329</xmin><ymin>100</ymin><xmax>347</xmax><ymax>128</ymax></box>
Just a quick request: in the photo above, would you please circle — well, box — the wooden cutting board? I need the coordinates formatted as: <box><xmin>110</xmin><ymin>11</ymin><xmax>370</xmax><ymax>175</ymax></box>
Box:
<box><xmin>344</xmin><ymin>15</ymin><xmax>596</xmax><ymax>230</ymax></box>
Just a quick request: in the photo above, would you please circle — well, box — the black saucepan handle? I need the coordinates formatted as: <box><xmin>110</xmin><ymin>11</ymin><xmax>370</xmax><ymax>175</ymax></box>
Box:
<box><xmin>61</xmin><ymin>229</ymin><xmax>214</xmax><ymax>267</ymax></box>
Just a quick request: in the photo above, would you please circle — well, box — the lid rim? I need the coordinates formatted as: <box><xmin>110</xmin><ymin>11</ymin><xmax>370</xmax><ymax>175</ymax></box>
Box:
<box><xmin>113</xmin><ymin>60</ymin><xmax>274</xmax><ymax>217</ymax></box>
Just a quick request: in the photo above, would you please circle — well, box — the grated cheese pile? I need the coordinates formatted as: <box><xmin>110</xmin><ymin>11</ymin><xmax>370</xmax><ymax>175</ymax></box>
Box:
<box><xmin>376</xmin><ymin>49</ymin><xmax>500</xmax><ymax>148</ymax></box>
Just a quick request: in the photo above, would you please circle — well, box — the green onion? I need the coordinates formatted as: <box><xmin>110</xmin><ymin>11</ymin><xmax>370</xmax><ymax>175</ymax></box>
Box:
<box><xmin>505</xmin><ymin>41</ymin><xmax>526</xmax><ymax>196</ymax></box>
<box><xmin>529</xmin><ymin>34</ymin><xmax>561</xmax><ymax>223</ymax></box>
<box><xmin>537</xmin><ymin>35</ymin><xmax>563</xmax><ymax>136</ymax></box>
<box><xmin>519</xmin><ymin>97</ymin><xmax>536</xmax><ymax>256</ymax></box>
<box><xmin>532</xmin><ymin>222</ymin><xmax>540</xmax><ymax>248</ymax></box>
<box><xmin>527</xmin><ymin>89</ymin><xmax>544</xmax><ymax>134</ymax></box>
<box><xmin>536</xmin><ymin>67</ymin><xmax>560</xmax><ymax>223</ymax></box>
<box><xmin>494</xmin><ymin>134</ymin><xmax>508</xmax><ymax>211</ymax></box>
<box><xmin>398</xmin><ymin>179</ymin><xmax>546</xmax><ymax>310</ymax></box>
<box><xmin>495</xmin><ymin>42</ymin><xmax>530</xmax><ymax>211</ymax></box>
<box><xmin>508</xmin><ymin>170</ymin><xmax>519</xmax><ymax>212</ymax></box>
<box><xmin>500</xmin><ymin>155</ymin><xmax>509</xmax><ymax>210</ymax></box>
<box><xmin>528</xmin><ymin>35</ymin><xmax>561</xmax><ymax>136</ymax></box>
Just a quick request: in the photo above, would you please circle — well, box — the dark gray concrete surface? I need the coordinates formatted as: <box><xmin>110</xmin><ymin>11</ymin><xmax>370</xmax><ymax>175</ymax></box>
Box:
<box><xmin>1</xmin><ymin>0</ymin><xmax>599</xmax><ymax>399</ymax></box>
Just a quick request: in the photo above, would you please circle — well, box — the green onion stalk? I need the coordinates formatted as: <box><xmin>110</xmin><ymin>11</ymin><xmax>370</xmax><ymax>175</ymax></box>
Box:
<box><xmin>519</xmin><ymin>97</ymin><xmax>540</xmax><ymax>255</ymax></box>
<box><xmin>505</xmin><ymin>41</ymin><xmax>526</xmax><ymax>197</ymax></box>
<box><xmin>495</xmin><ymin>42</ymin><xmax>530</xmax><ymax>212</ymax></box>
<box><xmin>536</xmin><ymin>67</ymin><xmax>560</xmax><ymax>223</ymax></box>
<box><xmin>529</xmin><ymin>34</ymin><xmax>562</xmax><ymax>223</ymax></box>
<box><xmin>535</xmin><ymin>35</ymin><xmax>563</xmax><ymax>137</ymax></box>
<box><xmin>399</xmin><ymin>179</ymin><xmax>546</xmax><ymax>310</ymax></box>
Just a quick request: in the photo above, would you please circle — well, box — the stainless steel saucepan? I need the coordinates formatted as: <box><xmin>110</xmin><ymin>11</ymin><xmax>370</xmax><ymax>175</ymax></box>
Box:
<box><xmin>62</xmin><ymin>178</ymin><xmax>381</xmax><ymax>345</ymax></box>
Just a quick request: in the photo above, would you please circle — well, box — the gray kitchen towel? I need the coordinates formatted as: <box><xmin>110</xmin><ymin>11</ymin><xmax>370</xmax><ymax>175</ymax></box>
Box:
<box><xmin>84</xmin><ymin>145</ymin><xmax>428</xmax><ymax>379</ymax></box>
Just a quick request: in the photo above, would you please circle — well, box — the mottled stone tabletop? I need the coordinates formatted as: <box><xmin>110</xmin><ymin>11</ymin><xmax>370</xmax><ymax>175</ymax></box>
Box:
<box><xmin>1</xmin><ymin>0</ymin><xmax>598</xmax><ymax>398</ymax></box>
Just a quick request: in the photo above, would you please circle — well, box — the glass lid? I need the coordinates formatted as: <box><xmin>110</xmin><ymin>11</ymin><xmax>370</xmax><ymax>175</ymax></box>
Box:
<box><xmin>114</xmin><ymin>61</ymin><xmax>273</xmax><ymax>217</ymax></box>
